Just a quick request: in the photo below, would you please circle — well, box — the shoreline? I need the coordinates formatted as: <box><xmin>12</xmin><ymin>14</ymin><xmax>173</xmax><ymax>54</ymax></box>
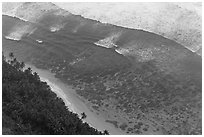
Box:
<box><xmin>25</xmin><ymin>63</ymin><xmax>125</xmax><ymax>135</ymax></box>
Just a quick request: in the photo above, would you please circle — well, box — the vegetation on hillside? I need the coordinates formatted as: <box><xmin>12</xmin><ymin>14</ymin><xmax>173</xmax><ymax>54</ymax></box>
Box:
<box><xmin>2</xmin><ymin>53</ymin><xmax>108</xmax><ymax>135</ymax></box>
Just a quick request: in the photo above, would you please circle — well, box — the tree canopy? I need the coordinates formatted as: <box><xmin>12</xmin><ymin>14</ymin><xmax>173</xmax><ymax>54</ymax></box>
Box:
<box><xmin>2</xmin><ymin>53</ymin><xmax>108</xmax><ymax>135</ymax></box>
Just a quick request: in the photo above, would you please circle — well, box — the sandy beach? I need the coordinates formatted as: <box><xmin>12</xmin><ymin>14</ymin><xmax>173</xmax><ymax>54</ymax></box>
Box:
<box><xmin>25</xmin><ymin>64</ymin><xmax>125</xmax><ymax>135</ymax></box>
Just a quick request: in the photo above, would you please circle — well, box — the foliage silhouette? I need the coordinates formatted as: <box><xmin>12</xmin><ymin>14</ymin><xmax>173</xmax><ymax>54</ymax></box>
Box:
<box><xmin>2</xmin><ymin>53</ymin><xmax>104</xmax><ymax>135</ymax></box>
<box><xmin>81</xmin><ymin>112</ymin><xmax>87</xmax><ymax>119</ymax></box>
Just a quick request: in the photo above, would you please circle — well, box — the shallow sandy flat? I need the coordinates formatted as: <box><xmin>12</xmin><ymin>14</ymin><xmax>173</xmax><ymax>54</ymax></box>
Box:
<box><xmin>24</xmin><ymin>63</ymin><xmax>125</xmax><ymax>135</ymax></box>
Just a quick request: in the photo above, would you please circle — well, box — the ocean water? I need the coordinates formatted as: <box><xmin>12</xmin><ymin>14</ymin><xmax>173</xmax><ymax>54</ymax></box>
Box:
<box><xmin>2</xmin><ymin>13</ymin><xmax>202</xmax><ymax>135</ymax></box>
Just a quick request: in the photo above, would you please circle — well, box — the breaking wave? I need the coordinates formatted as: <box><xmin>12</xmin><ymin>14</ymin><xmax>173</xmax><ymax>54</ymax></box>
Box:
<box><xmin>5</xmin><ymin>35</ymin><xmax>21</xmax><ymax>41</ymax></box>
<box><xmin>5</xmin><ymin>24</ymin><xmax>34</xmax><ymax>41</ymax></box>
<box><xmin>3</xmin><ymin>13</ymin><xmax>29</xmax><ymax>22</ymax></box>
<box><xmin>94</xmin><ymin>32</ymin><xmax>122</xmax><ymax>48</ymax></box>
<box><xmin>50</xmin><ymin>23</ymin><xmax>66</xmax><ymax>32</ymax></box>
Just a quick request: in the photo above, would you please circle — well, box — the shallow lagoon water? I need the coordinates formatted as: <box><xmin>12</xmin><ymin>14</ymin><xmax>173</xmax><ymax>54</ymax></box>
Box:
<box><xmin>25</xmin><ymin>64</ymin><xmax>125</xmax><ymax>135</ymax></box>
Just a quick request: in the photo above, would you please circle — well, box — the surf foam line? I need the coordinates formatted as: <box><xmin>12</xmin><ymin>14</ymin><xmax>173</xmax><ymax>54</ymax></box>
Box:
<box><xmin>3</xmin><ymin>13</ymin><xmax>29</xmax><ymax>22</ymax></box>
<box><xmin>5</xmin><ymin>35</ymin><xmax>21</xmax><ymax>41</ymax></box>
<box><xmin>50</xmin><ymin>23</ymin><xmax>66</xmax><ymax>32</ymax></box>
<box><xmin>5</xmin><ymin>23</ymin><xmax>34</xmax><ymax>41</ymax></box>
